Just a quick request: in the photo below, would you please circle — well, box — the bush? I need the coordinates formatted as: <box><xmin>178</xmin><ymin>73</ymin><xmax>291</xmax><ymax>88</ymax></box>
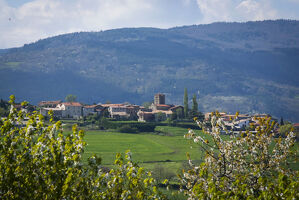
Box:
<box><xmin>112</xmin><ymin>122</ymin><xmax>157</xmax><ymax>132</ymax></box>
<box><xmin>179</xmin><ymin>113</ymin><xmax>299</xmax><ymax>199</ymax></box>
<box><xmin>133</xmin><ymin>123</ymin><xmax>156</xmax><ymax>132</ymax></box>
<box><xmin>0</xmin><ymin>95</ymin><xmax>167</xmax><ymax>199</ymax></box>
<box><xmin>118</xmin><ymin>124</ymin><xmax>138</xmax><ymax>133</ymax></box>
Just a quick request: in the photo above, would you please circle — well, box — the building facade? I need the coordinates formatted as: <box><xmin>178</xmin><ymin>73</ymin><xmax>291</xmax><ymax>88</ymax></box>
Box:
<box><xmin>154</xmin><ymin>93</ymin><xmax>165</xmax><ymax>105</ymax></box>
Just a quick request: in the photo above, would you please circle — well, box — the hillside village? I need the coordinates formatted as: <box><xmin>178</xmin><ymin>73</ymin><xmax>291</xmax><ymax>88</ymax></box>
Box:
<box><xmin>3</xmin><ymin>93</ymin><xmax>298</xmax><ymax>135</ymax></box>
<box><xmin>39</xmin><ymin>94</ymin><xmax>183</xmax><ymax>122</ymax></box>
<box><xmin>32</xmin><ymin>93</ymin><xmax>297</xmax><ymax>133</ymax></box>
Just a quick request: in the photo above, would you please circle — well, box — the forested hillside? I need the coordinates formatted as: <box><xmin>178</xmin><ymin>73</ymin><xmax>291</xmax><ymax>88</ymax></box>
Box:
<box><xmin>0</xmin><ymin>20</ymin><xmax>298</xmax><ymax>121</ymax></box>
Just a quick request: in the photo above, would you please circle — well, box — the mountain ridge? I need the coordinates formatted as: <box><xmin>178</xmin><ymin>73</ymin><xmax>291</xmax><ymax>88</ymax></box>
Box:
<box><xmin>0</xmin><ymin>19</ymin><xmax>299</xmax><ymax>121</ymax></box>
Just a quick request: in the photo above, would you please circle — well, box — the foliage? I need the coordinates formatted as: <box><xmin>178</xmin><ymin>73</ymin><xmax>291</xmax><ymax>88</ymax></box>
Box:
<box><xmin>0</xmin><ymin>95</ymin><xmax>167</xmax><ymax>199</ymax></box>
<box><xmin>65</xmin><ymin>94</ymin><xmax>77</xmax><ymax>102</ymax></box>
<box><xmin>0</xmin><ymin>99</ymin><xmax>9</xmax><ymax>117</ymax></box>
<box><xmin>153</xmin><ymin>164</ymin><xmax>176</xmax><ymax>183</ymax></box>
<box><xmin>96</xmin><ymin>117</ymin><xmax>112</xmax><ymax>129</ymax></box>
<box><xmin>102</xmin><ymin>121</ymin><xmax>157</xmax><ymax>132</ymax></box>
<box><xmin>184</xmin><ymin>88</ymin><xmax>188</xmax><ymax>119</ymax></box>
<box><xmin>176</xmin><ymin>108</ymin><xmax>184</xmax><ymax>120</ymax></box>
<box><xmin>279</xmin><ymin>124</ymin><xmax>294</xmax><ymax>137</ymax></box>
<box><xmin>191</xmin><ymin>94</ymin><xmax>198</xmax><ymax>113</ymax></box>
<box><xmin>118</xmin><ymin>124</ymin><xmax>138</xmax><ymax>133</ymax></box>
<box><xmin>280</xmin><ymin>117</ymin><xmax>284</xmax><ymax>125</ymax></box>
<box><xmin>180</xmin><ymin>113</ymin><xmax>299</xmax><ymax>199</ymax></box>
<box><xmin>156</xmin><ymin>112</ymin><xmax>165</xmax><ymax>122</ymax></box>
<box><xmin>0</xmin><ymin>107</ymin><xmax>8</xmax><ymax>117</ymax></box>
<box><xmin>142</xmin><ymin>101</ymin><xmax>153</xmax><ymax>109</ymax></box>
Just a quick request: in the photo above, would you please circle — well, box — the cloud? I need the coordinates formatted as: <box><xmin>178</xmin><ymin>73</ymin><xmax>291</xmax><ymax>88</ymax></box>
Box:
<box><xmin>196</xmin><ymin>0</ymin><xmax>278</xmax><ymax>23</ymax></box>
<box><xmin>0</xmin><ymin>0</ymin><xmax>203</xmax><ymax>48</ymax></box>
<box><xmin>0</xmin><ymin>0</ymin><xmax>298</xmax><ymax>48</ymax></box>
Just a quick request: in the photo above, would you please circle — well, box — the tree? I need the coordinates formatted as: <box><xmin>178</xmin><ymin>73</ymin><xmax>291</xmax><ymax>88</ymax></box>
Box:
<box><xmin>0</xmin><ymin>95</ymin><xmax>167</xmax><ymax>199</ymax></box>
<box><xmin>65</xmin><ymin>94</ymin><xmax>77</xmax><ymax>102</ymax></box>
<box><xmin>279</xmin><ymin>123</ymin><xmax>293</xmax><ymax>137</ymax></box>
<box><xmin>142</xmin><ymin>101</ymin><xmax>152</xmax><ymax>109</ymax></box>
<box><xmin>171</xmin><ymin>110</ymin><xmax>177</xmax><ymax>120</ymax></box>
<box><xmin>183</xmin><ymin>88</ymin><xmax>188</xmax><ymax>118</ymax></box>
<box><xmin>189</xmin><ymin>94</ymin><xmax>199</xmax><ymax>118</ymax></box>
<box><xmin>180</xmin><ymin>114</ymin><xmax>298</xmax><ymax>199</ymax></box>
<box><xmin>191</xmin><ymin>94</ymin><xmax>198</xmax><ymax>113</ymax></box>
<box><xmin>0</xmin><ymin>99</ymin><xmax>9</xmax><ymax>117</ymax></box>
<box><xmin>280</xmin><ymin>116</ymin><xmax>284</xmax><ymax>125</ymax></box>
<box><xmin>156</xmin><ymin>112</ymin><xmax>165</xmax><ymax>122</ymax></box>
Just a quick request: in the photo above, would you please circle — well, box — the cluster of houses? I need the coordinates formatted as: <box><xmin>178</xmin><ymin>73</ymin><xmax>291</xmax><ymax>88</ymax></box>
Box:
<box><xmin>38</xmin><ymin>93</ymin><xmax>282</xmax><ymax>132</ymax></box>
<box><xmin>204</xmin><ymin>112</ymin><xmax>275</xmax><ymax>132</ymax></box>
<box><xmin>39</xmin><ymin>94</ymin><xmax>183</xmax><ymax>122</ymax></box>
<box><xmin>6</xmin><ymin>93</ymin><xmax>299</xmax><ymax>137</ymax></box>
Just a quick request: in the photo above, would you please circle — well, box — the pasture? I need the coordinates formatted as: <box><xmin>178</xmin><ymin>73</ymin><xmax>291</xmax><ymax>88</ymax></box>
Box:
<box><xmin>81</xmin><ymin>126</ymin><xmax>206</xmax><ymax>177</ymax></box>
<box><xmin>72</xmin><ymin>125</ymin><xmax>298</xmax><ymax>182</ymax></box>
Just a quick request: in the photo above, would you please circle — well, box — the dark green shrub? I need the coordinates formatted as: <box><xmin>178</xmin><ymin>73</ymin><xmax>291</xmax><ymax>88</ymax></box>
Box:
<box><xmin>118</xmin><ymin>124</ymin><xmax>138</xmax><ymax>133</ymax></box>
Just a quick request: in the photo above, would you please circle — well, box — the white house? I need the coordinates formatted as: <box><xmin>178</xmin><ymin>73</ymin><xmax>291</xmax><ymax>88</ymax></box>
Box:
<box><xmin>56</xmin><ymin>102</ymin><xmax>83</xmax><ymax>119</ymax></box>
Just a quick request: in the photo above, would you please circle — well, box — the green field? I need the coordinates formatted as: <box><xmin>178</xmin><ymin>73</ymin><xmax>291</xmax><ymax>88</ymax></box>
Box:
<box><xmin>78</xmin><ymin>126</ymin><xmax>207</xmax><ymax>182</ymax></box>
<box><xmin>83</xmin><ymin>127</ymin><xmax>203</xmax><ymax>164</ymax></box>
<box><xmin>66</xmin><ymin>124</ymin><xmax>298</xmax><ymax>184</ymax></box>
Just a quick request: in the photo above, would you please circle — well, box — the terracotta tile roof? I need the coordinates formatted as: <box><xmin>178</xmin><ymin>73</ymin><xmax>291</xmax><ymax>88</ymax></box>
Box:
<box><xmin>61</xmin><ymin>102</ymin><xmax>82</xmax><ymax>107</ymax></box>
<box><xmin>293</xmin><ymin>123</ymin><xmax>299</xmax><ymax>127</ymax></box>
<box><xmin>156</xmin><ymin>104</ymin><xmax>171</xmax><ymax>107</ymax></box>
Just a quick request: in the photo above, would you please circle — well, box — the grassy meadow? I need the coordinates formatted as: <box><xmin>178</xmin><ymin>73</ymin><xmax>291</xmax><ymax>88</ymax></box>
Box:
<box><xmin>63</xmin><ymin>125</ymin><xmax>214</xmax><ymax>185</ymax></box>
<box><xmin>64</xmin><ymin>124</ymin><xmax>298</xmax><ymax>184</ymax></box>
<box><xmin>82</xmin><ymin>126</ymin><xmax>205</xmax><ymax>173</ymax></box>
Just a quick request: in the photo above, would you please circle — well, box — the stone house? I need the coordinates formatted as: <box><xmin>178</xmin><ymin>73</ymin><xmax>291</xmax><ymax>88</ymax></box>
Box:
<box><xmin>56</xmin><ymin>102</ymin><xmax>83</xmax><ymax>119</ymax></box>
<box><xmin>83</xmin><ymin>105</ymin><xmax>104</xmax><ymax>117</ymax></box>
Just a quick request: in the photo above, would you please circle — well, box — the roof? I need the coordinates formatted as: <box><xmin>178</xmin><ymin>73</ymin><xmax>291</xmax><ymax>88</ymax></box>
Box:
<box><xmin>293</xmin><ymin>123</ymin><xmax>299</xmax><ymax>127</ymax></box>
<box><xmin>156</xmin><ymin>104</ymin><xmax>171</xmax><ymax>107</ymax></box>
<box><xmin>42</xmin><ymin>107</ymin><xmax>63</xmax><ymax>111</ymax></box>
<box><xmin>101</xmin><ymin>104</ymin><xmax>124</xmax><ymax>107</ymax></box>
<box><xmin>170</xmin><ymin>105</ymin><xmax>183</xmax><ymax>110</ymax></box>
<box><xmin>38</xmin><ymin>100</ymin><xmax>61</xmax><ymax>105</ymax></box>
<box><xmin>84</xmin><ymin>105</ymin><xmax>101</xmax><ymax>108</ymax></box>
<box><xmin>61</xmin><ymin>102</ymin><xmax>82</xmax><ymax>107</ymax></box>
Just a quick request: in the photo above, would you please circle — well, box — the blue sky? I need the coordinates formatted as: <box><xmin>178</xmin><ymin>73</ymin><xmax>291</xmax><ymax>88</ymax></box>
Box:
<box><xmin>1</xmin><ymin>0</ymin><xmax>299</xmax><ymax>49</ymax></box>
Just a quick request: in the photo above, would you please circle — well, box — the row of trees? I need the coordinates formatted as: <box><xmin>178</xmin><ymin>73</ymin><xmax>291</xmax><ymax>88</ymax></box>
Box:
<box><xmin>183</xmin><ymin>88</ymin><xmax>202</xmax><ymax>119</ymax></box>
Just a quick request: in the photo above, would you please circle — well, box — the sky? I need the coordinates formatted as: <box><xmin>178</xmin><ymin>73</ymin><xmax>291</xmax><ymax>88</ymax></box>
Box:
<box><xmin>0</xmin><ymin>0</ymin><xmax>299</xmax><ymax>49</ymax></box>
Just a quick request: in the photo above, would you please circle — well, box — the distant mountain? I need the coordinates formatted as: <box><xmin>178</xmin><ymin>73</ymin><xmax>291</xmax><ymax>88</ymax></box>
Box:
<box><xmin>0</xmin><ymin>20</ymin><xmax>299</xmax><ymax>121</ymax></box>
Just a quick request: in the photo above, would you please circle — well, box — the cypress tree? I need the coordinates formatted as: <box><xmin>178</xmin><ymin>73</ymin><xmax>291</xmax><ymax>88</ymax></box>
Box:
<box><xmin>192</xmin><ymin>94</ymin><xmax>198</xmax><ymax>113</ymax></box>
<box><xmin>280</xmin><ymin>117</ymin><xmax>284</xmax><ymax>126</ymax></box>
<box><xmin>184</xmin><ymin>88</ymin><xmax>189</xmax><ymax>118</ymax></box>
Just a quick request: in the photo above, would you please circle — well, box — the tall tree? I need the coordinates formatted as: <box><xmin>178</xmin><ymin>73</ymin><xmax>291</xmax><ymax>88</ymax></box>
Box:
<box><xmin>280</xmin><ymin>117</ymin><xmax>284</xmax><ymax>126</ymax></box>
<box><xmin>65</xmin><ymin>94</ymin><xmax>77</xmax><ymax>102</ymax></box>
<box><xmin>176</xmin><ymin>107</ymin><xmax>184</xmax><ymax>119</ymax></box>
<box><xmin>184</xmin><ymin>88</ymin><xmax>188</xmax><ymax>118</ymax></box>
<box><xmin>142</xmin><ymin>101</ymin><xmax>152</xmax><ymax>109</ymax></box>
<box><xmin>192</xmin><ymin>94</ymin><xmax>198</xmax><ymax>113</ymax></box>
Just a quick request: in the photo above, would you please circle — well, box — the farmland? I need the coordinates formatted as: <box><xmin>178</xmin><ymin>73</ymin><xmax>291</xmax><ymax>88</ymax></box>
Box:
<box><xmin>65</xmin><ymin>124</ymin><xmax>299</xmax><ymax>183</ymax></box>
<box><xmin>81</xmin><ymin>126</ymin><xmax>204</xmax><ymax>173</ymax></box>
